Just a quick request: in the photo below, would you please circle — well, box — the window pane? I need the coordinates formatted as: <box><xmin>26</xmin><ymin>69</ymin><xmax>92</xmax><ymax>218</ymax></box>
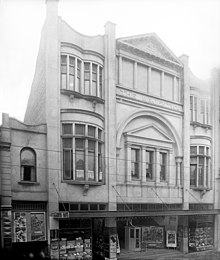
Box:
<box><xmin>190</xmin><ymin>146</ymin><xmax>197</xmax><ymax>155</ymax></box>
<box><xmin>69</xmin><ymin>56</ymin><xmax>75</xmax><ymax>65</ymax></box>
<box><xmin>69</xmin><ymin>75</ymin><xmax>74</xmax><ymax>90</ymax></box>
<box><xmin>63</xmin><ymin>149</ymin><xmax>73</xmax><ymax>180</ymax></box>
<box><xmin>160</xmin><ymin>153</ymin><xmax>166</xmax><ymax>181</ymax></box>
<box><xmin>99</xmin><ymin>67</ymin><xmax>103</xmax><ymax>98</ymax></box>
<box><xmin>84</xmin><ymin>80</ymin><xmax>90</xmax><ymax>95</ymax></box>
<box><xmin>88</xmin><ymin>140</ymin><xmax>95</xmax><ymax>151</ymax></box>
<box><xmin>75</xmin><ymin>139</ymin><xmax>84</xmax><ymax>149</ymax></box>
<box><xmin>75</xmin><ymin>124</ymin><xmax>85</xmax><ymax>135</ymax></box>
<box><xmin>88</xmin><ymin>126</ymin><xmax>95</xmax><ymax>137</ymax></box>
<box><xmin>190</xmin><ymin>165</ymin><xmax>197</xmax><ymax>186</ymax></box>
<box><xmin>63</xmin><ymin>124</ymin><xmax>72</xmax><ymax>135</ymax></box>
<box><xmin>63</xmin><ymin>139</ymin><xmax>72</xmax><ymax>148</ymax></box>
<box><xmin>75</xmin><ymin>151</ymin><xmax>85</xmax><ymax>170</ymax></box>
<box><xmin>21</xmin><ymin>149</ymin><xmax>35</xmax><ymax>165</ymax></box>
<box><xmin>61</xmin><ymin>55</ymin><xmax>67</xmax><ymax>64</ymax></box>
<box><xmin>92</xmin><ymin>81</ymin><xmax>97</xmax><ymax>96</ymax></box>
<box><xmin>151</xmin><ymin>69</ymin><xmax>161</xmax><ymax>96</ymax></box>
<box><xmin>61</xmin><ymin>64</ymin><xmax>67</xmax><ymax>73</ymax></box>
<box><xmin>146</xmin><ymin>151</ymin><xmax>153</xmax><ymax>179</ymax></box>
<box><xmin>61</xmin><ymin>74</ymin><xmax>67</xmax><ymax>89</ymax></box>
<box><xmin>199</xmin><ymin>146</ymin><xmax>204</xmax><ymax>155</ymax></box>
<box><xmin>131</xmin><ymin>149</ymin><xmax>139</xmax><ymax>178</ymax></box>
<box><xmin>98</xmin><ymin>129</ymin><xmax>102</xmax><ymax>140</ymax></box>
<box><xmin>84</xmin><ymin>62</ymin><xmax>90</xmax><ymax>70</ymax></box>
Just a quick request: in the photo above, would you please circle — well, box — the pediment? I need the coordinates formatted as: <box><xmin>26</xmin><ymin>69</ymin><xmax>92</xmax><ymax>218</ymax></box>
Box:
<box><xmin>125</xmin><ymin>124</ymin><xmax>174</xmax><ymax>143</ymax></box>
<box><xmin>118</xmin><ymin>33</ymin><xmax>181</xmax><ymax>65</ymax></box>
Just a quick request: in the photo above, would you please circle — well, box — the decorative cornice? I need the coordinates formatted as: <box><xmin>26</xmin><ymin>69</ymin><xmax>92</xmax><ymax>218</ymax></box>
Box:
<box><xmin>117</xmin><ymin>41</ymin><xmax>183</xmax><ymax>72</ymax></box>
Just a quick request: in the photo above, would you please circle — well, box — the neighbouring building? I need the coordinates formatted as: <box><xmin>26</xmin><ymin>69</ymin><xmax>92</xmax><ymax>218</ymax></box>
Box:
<box><xmin>1</xmin><ymin>0</ymin><xmax>220</xmax><ymax>259</ymax></box>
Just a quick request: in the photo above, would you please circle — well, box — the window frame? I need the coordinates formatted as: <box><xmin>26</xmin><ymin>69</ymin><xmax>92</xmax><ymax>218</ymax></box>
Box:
<box><xmin>190</xmin><ymin>145</ymin><xmax>211</xmax><ymax>189</ymax></box>
<box><xmin>20</xmin><ymin>147</ymin><xmax>37</xmax><ymax>183</ymax></box>
<box><xmin>62</xmin><ymin>123</ymin><xmax>104</xmax><ymax>184</ymax></box>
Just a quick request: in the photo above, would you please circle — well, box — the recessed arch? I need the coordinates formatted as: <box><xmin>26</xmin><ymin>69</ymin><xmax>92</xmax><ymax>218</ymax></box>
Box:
<box><xmin>116</xmin><ymin>109</ymin><xmax>182</xmax><ymax>156</ymax></box>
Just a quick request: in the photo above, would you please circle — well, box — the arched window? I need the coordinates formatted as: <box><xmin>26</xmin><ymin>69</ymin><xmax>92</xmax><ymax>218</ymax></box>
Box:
<box><xmin>20</xmin><ymin>148</ymin><xmax>36</xmax><ymax>182</ymax></box>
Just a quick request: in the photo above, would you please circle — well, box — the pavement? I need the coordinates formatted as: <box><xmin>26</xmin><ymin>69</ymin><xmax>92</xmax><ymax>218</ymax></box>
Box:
<box><xmin>117</xmin><ymin>248</ymin><xmax>220</xmax><ymax>260</ymax></box>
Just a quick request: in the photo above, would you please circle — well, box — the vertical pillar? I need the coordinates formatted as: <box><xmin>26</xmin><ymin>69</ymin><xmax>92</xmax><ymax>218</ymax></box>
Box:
<box><xmin>179</xmin><ymin>54</ymin><xmax>190</xmax><ymax>210</ymax></box>
<box><xmin>104</xmin><ymin>218</ymin><xmax>117</xmax><ymax>260</ymax></box>
<box><xmin>104</xmin><ymin>21</ymin><xmax>117</xmax><ymax>211</ymax></box>
<box><xmin>175</xmin><ymin>156</ymin><xmax>183</xmax><ymax>186</ymax></box>
<box><xmin>126</xmin><ymin>145</ymin><xmax>131</xmax><ymax>182</ymax></box>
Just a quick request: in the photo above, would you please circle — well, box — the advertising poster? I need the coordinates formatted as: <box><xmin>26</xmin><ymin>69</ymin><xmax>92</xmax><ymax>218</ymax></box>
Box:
<box><xmin>166</xmin><ymin>230</ymin><xmax>177</xmax><ymax>248</ymax></box>
<box><xmin>14</xmin><ymin>212</ymin><xmax>27</xmax><ymax>242</ymax></box>
<box><xmin>31</xmin><ymin>212</ymin><xmax>46</xmax><ymax>241</ymax></box>
<box><xmin>110</xmin><ymin>234</ymin><xmax>117</xmax><ymax>258</ymax></box>
<box><xmin>142</xmin><ymin>226</ymin><xmax>164</xmax><ymax>248</ymax></box>
<box><xmin>50</xmin><ymin>239</ymin><xmax>59</xmax><ymax>260</ymax></box>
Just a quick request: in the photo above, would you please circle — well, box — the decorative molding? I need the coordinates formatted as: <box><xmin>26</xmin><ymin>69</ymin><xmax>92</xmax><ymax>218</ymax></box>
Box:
<box><xmin>116</xmin><ymin>86</ymin><xmax>183</xmax><ymax>113</ymax></box>
<box><xmin>61</xmin><ymin>109</ymin><xmax>105</xmax><ymax>122</ymax></box>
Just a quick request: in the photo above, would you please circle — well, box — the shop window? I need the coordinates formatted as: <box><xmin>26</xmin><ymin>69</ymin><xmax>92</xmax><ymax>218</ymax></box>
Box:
<box><xmin>62</xmin><ymin>123</ymin><xmax>104</xmax><ymax>183</ymax></box>
<box><xmin>20</xmin><ymin>148</ymin><xmax>36</xmax><ymax>182</ymax></box>
<box><xmin>190</xmin><ymin>145</ymin><xmax>210</xmax><ymax>188</ymax></box>
<box><xmin>160</xmin><ymin>152</ymin><xmax>167</xmax><ymax>181</ymax></box>
<box><xmin>60</xmin><ymin>54</ymin><xmax>103</xmax><ymax>98</ymax></box>
<box><xmin>131</xmin><ymin>148</ymin><xmax>140</xmax><ymax>179</ymax></box>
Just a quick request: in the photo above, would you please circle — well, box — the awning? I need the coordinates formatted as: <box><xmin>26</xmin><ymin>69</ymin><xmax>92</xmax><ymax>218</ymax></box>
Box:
<box><xmin>52</xmin><ymin>209</ymin><xmax>220</xmax><ymax>219</ymax></box>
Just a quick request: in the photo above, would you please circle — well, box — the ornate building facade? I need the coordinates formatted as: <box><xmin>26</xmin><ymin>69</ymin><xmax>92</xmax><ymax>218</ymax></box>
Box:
<box><xmin>1</xmin><ymin>0</ymin><xmax>220</xmax><ymax>259</ymax></box>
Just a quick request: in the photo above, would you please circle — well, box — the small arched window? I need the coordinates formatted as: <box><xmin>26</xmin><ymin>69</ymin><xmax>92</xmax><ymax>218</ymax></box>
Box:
<box><xmin>20</xmin><ymin>148</ymin><xmax>36</xmax><ymax>182</ymax></box>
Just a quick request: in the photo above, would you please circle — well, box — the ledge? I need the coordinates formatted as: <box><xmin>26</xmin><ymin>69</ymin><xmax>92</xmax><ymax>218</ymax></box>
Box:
<box><xmin>61</xmin><ymin>89</ymin><xmax>105</xmax><ymax>104</ymax></box>
<box><xmin>18</xmin><ymin>181</ymin><xmax>40</xmax><ymax>185</ymax></box>
<box><xmin>62</xmin><ymin>180</ymin><xmax>104</xmax><ymax>186</ymax></box>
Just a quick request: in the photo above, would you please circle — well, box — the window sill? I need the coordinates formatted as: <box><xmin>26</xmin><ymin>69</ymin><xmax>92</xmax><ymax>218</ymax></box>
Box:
<box><xmin>62</xmin><ymin>180</ymin><xmax>104</xmax><ymax>186</ymax></box>
<box><xmin>61</xmin><ymin>89</ymin><xmax>105</xmax><ymax>104</ymax></box>
<box><xmin>18</xmin><ymin>181</ymin><xmax>40</xmax><ymax>185</ymax></box>
<box><xmin>190</xmin><ymin>186</ymin><xmax>211</xmax><ymax>191</ymax></box>
<box><xmin>190</xmin><ymin>121</ymin><xmax>212</xmax><ymax>130</ymax></box>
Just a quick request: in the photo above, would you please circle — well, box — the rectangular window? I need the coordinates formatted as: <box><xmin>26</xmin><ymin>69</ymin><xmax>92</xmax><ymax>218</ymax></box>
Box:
<box><xmin>62</xmin><ymin>124</ymin><xmax>103</xmax><ymax>183</ymax></box>
<box><xmin>146</xmin><ymin>150</ymin><xmax>153</xmax><ymax>179</ymax></box>
<box><xmin>190</xmin><ymin>96</ymin><xmax>193</xmax><ymax>121</ymax></box>
<box><xmin>131</xmin><ymin>148</ymin><xmax>140</xmax><ymax>179</ymax></box>
<box><xmin>63</xmin><ymin>138</ymin><xmax>73</xmax><ymax>180</ymax></box>
<box><xmin>61</xmin><ymin>55</ymin><xmax>67</xmax><ymax>89</ymax></box>
<box><xmin>99</xmin><ymin>67</ymin><xmax>103</xmax><ymax>98</ymax></box>
<box><xmin>84</xmin><ymin>62</ymin><xmax>90</xmax><ymax>95</ymax></box>
<box><xmin>88</xmin><ymin>140</ymin><xmax>95</xmax><ymax>181</ymax></box>
<box><xmin>92</xmin><ymin>64</ymin><xmax>97</xmax><ymax>96</ymax></box>
<box><xmin>190</xmin><ymin>145</ymin><xmax>210</xmax><ymax>188</ymax></box>
<box><xmin>69</xmin><ymin>56</ymin><xmax>75</xmax><ymax>90</ymax></box>
<box><xmin>77</xmin><ymin>60</ymin><xmax>81</xmax><ymax>92</ymax></box>
<box><xmin>160</xmin><ymin>152</ymin><xmax>167</xmax><ymax>181</ymax></box>
<box><xmin>201</xmin><ymin>100</ymin><xmax>205</xmax><ymax>124</ymax></box>
<box><xmin>75</xmin><ymin>139</ymin><xmax>85</xmax><ymax>180</ymax></box>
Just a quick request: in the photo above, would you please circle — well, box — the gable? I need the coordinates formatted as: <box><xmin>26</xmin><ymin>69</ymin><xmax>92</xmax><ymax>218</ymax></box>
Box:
<box><xmin>118</xmin><ymin>33</ymin><xmax>181</xmax><ymax>65</ymax></box>
<box><xmin>124</xmin><ymin>124</ymin><xmax>174</xmax><ymax>143</ymax></box>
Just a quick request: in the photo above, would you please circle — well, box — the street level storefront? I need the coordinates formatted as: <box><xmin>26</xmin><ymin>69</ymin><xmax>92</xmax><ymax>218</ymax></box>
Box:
<box><xmin>50</xmin><ymin>209</ymin><xmax>219</xmax><ymax>259</ymax></box>
<box><xmin>50</xmin><ymin>214</ymin><xmax>118</xmax><ymax>260</ymax></box>
<box><xmin>11</xmin><ymin>201</ymin><xmax>48</xmax><ymax>257</ymax></box>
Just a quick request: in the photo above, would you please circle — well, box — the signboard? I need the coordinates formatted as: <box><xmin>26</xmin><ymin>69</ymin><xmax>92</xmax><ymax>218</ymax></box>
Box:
<box><xmin>166</xmin><ymin>230</ymin><xmax>177</xmax><ymax>248</ymax></box>
<box><xmin>51</xmin><ymin>212</ymin><xmax>69</xmax><ymax>219</ymax></box>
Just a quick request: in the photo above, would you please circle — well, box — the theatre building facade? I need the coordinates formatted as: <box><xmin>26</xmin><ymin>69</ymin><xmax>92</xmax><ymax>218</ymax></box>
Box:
<box><xmin>1</xmin><ymin>0</ymin><xmax>220</xmax><ymax>259</ymax></box>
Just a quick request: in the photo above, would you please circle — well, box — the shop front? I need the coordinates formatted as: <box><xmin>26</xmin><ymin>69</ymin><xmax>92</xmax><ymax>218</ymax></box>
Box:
<box><xmin>50</xmin><ymin>216</ymin><xmax>118</xmax><ymax>260</ymax></box>
<box><xmin>11</xmin><ymin>201</ymin><xmax>48</xmax><ymax>258</ymax></box>
<box><xmin>188</xmin><ymin>215</ymin><xmax>214</xmax><ymax>252</ymax></box>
